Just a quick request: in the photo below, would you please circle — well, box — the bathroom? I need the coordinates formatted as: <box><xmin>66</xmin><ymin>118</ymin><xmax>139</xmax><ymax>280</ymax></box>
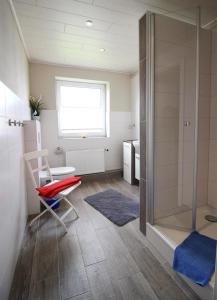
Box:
<box><xmin>2</xmin><ymin>1</ymin><xmax>217</xmax><ymax>299</ymax></box>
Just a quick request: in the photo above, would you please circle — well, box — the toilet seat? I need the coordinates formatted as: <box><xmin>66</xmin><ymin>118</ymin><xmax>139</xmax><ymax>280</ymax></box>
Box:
<box><xmin>39</xmin><ymin>166</ymin><xmax>76</xmax><ymax>185</ymax></box>
<box><xmin>50</xmin><ymin>167</ymin><xmax>76</xmax><ymax>176</ymax></box>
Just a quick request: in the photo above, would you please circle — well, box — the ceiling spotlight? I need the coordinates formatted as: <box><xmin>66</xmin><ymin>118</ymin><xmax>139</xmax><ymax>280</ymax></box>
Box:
<box><xmin>99</xmin><ymin>48</ymin><xmax>105</xmax><ymax>52</ymax></box>
<box><xmin>85</xmin><ymin>20</ymin><xmax>93</xmax><ymax>27</ymax></box>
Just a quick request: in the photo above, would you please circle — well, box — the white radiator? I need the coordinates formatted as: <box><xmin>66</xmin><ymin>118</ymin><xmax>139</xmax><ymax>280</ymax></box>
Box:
<box><xmin>66</xmin><ymin>149</ymin><xmax>105</xmax><ymax>175</ymax></box>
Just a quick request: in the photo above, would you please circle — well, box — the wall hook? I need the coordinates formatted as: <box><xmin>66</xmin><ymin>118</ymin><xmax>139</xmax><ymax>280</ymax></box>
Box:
<box><xmin>17</xmin><ymin>121</ymin><xmax>24</xmax><ymax>127</ymax></box>
<box><xmin>8</xmin><ymin>119</ymin><xmax>17</xmax><ymax>126</ymax></box>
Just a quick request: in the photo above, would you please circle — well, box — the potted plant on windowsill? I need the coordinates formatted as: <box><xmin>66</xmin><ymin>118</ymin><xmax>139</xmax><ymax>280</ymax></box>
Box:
<box><xmin>29</xmin><ymin>95</ymin><xmax>44</xmax><ymax>121</ymax></box>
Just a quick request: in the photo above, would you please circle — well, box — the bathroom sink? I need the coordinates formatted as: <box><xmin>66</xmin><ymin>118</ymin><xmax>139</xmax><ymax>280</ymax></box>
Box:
<box><xmin>133</xmin><ymin>140</ymin><xmax>140</xmax><ymax>154</ymax></box>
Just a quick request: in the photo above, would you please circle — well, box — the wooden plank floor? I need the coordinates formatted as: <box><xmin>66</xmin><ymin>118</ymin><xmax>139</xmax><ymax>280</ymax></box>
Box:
<box><xmin>9</xmin><ymin>175</ymin><xmax>199</xmax><ymax>300</ymax></box>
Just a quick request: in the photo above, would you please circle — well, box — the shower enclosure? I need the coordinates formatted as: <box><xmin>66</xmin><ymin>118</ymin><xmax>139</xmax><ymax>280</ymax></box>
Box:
<box><xmin>140</xmin><ymin>8</ymin><xmax>217</xmax><ymax>299</ymax></box>
<box><xmin>144</xmin><ymin>11</ymin><xmax>213</xmax><ymax>231</ymax></box>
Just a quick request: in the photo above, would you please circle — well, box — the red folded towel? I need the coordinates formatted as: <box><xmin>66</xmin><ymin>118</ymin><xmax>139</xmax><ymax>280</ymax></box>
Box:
<box><xmin>36</xmin><ymin>176</ymin><xmax>81</xmax><ymax>198</ymax></box>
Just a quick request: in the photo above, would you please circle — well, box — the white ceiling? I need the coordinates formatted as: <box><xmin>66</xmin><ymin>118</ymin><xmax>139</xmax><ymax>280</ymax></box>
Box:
<box><xmin>13</xmin><ymin>0</ymin><xmax>217</xmax><ymax>74</ymax></box>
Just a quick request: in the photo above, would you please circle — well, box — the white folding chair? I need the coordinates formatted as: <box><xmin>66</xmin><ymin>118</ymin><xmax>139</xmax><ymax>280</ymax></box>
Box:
<box><xmin>24</xmin><ymin>149</ymin><xmax>81</xmax><ymax>233</ymax></box>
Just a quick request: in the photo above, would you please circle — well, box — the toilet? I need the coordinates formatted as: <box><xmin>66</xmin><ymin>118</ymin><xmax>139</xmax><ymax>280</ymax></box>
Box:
<box><xmin>49</xmin><ymin>167</ymin><xmax>76</xmax><ymax>180</ymax></box>
<box><xmin>39</xmin><ymin>166</ymin><xmax>76</xmax><ymax>186</ymax></box>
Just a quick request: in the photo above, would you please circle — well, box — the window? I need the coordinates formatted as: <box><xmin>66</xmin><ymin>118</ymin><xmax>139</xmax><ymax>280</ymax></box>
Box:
<box><xmin>56</xmin><ymin>78</ymin><xmax>109</xmax><ymax>138</ymax></box>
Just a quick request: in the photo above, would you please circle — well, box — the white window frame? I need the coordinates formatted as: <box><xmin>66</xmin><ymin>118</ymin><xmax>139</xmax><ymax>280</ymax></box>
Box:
<box><xmin>56</xmin><ymin>77</ymin><xmax>110</xmax><ymax>138</ymax></box>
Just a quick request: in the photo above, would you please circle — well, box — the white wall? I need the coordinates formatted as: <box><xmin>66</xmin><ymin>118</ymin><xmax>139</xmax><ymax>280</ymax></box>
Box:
<box><xmin>30</xmin><ymin>63</ymin><xmax>134</xmax><ymax>171</ymax></box>
<box><xmin>130</xmin><ymin>72</ymin><xmax>140</xmax><ymax>139</ymax></box>
<box><xmin>0</xmin><ymin>1</ymin><xmax>29</xmax><ymax>299</ymax></box>
<box><xmin>30</xmin><ymin>63</ymin><xmax>131</xmax><ymax>111</ymax></box>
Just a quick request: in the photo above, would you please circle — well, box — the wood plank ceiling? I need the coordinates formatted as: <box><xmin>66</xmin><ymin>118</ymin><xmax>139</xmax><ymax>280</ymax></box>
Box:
<box><xmin>13</xmin><ymin>0</ymin><xmax>217</xmax><ymax>74</ymax></box>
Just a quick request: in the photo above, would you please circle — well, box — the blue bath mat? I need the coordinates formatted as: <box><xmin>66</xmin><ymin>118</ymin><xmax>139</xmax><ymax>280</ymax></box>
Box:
<box><xmin>173</xmin><ymin>231</ymin><xmax>217</xmax><ymax>286</ymax></box>
<box><xmin>84</xmin><ymin>189</ymin><xmax>139</xmax><ymax>226</ymax></box>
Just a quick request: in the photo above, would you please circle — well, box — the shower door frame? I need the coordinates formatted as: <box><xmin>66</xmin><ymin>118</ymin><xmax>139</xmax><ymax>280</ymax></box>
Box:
<box><xmin>146</xmin><ymin>11</ymin><xmax>200</xmax><ymax>230</ymax></box>
<box><xmin>146</xmin><ymin>11</ymin><xmax>155</xmax><ymax>225</ymax></box>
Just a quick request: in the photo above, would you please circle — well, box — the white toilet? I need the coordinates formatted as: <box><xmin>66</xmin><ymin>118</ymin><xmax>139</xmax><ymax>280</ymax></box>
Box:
<box><xmin>40</xmin><ymin>166</ymin><xmax>76</xmax><ymax>186</ymax></box>
<box><xmin>49</xmin><ymin>167</ymin><xmax>76</xmax><ymax>180</ymax></box>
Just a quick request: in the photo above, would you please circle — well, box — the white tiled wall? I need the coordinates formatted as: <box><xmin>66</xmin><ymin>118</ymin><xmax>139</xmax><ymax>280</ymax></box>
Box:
<box><xmin>130</xmin><ymin>72</ymin><xmax>140</xmax><ymax>140</ymax></box>
<box><xmin>0</xmin><ymin>1</ymin><xmax>30</xmax><ymax>298</ymax></box>
<box><xmin>0</xmin><ymin>81</ymin><xmax>30</xmax><ymax>299</ymax></box>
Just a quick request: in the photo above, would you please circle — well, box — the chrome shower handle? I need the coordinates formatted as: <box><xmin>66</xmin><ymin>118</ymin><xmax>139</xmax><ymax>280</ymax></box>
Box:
<box><xmin>184</xmin><ymin>121</ymin><xmax>191</xmax><ymax>127</ymax></box>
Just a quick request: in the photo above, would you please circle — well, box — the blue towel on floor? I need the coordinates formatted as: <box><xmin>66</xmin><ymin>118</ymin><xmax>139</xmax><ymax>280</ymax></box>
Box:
<box><xmin>173</xmin><ymin>231</ymin><xmax>217</xmax><ymax>286</ymax></box>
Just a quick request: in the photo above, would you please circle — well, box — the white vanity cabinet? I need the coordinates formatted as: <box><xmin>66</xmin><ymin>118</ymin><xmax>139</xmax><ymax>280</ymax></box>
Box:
<box><xmin>135</xmin><ymin>153</ymin><xmax>140</xmax><ymax>180</ymax></box>
<box><xmin>123</xmin><ymin>141</ymin><xmax>135</xmax><ymax>184</ymax></box>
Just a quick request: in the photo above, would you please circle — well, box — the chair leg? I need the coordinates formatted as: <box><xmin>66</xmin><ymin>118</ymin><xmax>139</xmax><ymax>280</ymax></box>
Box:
<box><xmin>30</xmin><ymin>196</ymin><xmax>79</xmax><ymax>234</ymax></box>
<box><xmin>29</xmin><ymin>209</ymin><xmax>48</xmax><ymax>227</ymax></box>
<box><xmin>62</xmin><ymin>196</ymin><xmax>79</xmax><ymax>219</ymax></box>
<box><xmin>30</xmin><ymin>198</ymin><xmax>68</xmax><ymax>233</ymax></box>
<box><xmin>48</xmin><ymin>207</ymin><xmax>68</xmax><ymax>233</ymax></box>
<box><xmin>29</xmin><ymin>196</ymin><xmax>63</xmax><ymax>227</ymax></box>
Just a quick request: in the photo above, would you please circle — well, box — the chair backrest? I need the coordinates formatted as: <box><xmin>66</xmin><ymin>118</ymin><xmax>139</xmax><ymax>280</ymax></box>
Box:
<box><xmin>24</xmin><ymin>149</ymin><xmax>53</xmax><ymax>187</ymax></box>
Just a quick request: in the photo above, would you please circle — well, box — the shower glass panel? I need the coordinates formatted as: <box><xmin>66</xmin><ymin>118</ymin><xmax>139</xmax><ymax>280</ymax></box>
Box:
<box><xmin>153</xmin><ymin>14</ymin><xmax>197</xmax><ymax>230</ymax></box>
<box><xmin>195</xmin><ymin>27</ymin><xmax>212</xmax><ymax>231</ymax></box>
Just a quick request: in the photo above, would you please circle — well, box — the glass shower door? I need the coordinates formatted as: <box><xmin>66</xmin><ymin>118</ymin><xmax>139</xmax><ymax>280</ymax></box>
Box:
<box><xmin>152</xmin><ymin>14</ymin><xmax>197</xmax><ymax>230</ymax></box>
